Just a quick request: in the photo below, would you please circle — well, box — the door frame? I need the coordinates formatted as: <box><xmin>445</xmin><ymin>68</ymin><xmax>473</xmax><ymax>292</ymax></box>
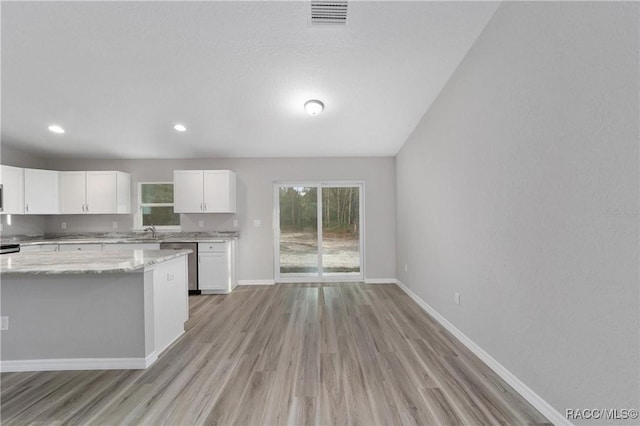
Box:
<box><xmin>273</xmin><ymin>181</ymin><xmax>365</xmax><ymax>283</ymax></box>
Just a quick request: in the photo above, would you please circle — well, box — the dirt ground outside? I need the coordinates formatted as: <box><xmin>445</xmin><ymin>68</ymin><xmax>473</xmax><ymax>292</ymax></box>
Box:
<box><xmin>279</xmin><ymin>230</ymin><xmax>360</xmax><ymax>274</ymax></box>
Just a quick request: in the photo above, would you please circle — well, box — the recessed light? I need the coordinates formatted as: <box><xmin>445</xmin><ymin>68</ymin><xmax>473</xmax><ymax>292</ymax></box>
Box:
<box><xmin>48</xmin><ymin>124</ymin><xmax>65</xmax><ymax>134</ymax></box>
<box><xmin>304</xmin><ymin>100</ymin><xmax>324</xmax><ymax>116</ymax></box>
<box><xmin>173</xmin><ymin>124</ymin><xmax>187</xmax><ymax>132</ymax></box>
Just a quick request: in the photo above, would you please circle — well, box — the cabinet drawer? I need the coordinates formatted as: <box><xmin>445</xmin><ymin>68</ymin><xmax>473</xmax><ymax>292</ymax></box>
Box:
<box><xmin>103</xmin><ymin>243</ymin><xmax>161</xmax><ymax>251</ymax></box>
<box><xmin>19</xmin><ymin>245</ymin><xmax>42</xmax><ymax>253</ymax></box>
<box><xmin>198</xmin><ymin>242</ymin><xmax>226</xmax><ymax>252</ymax></box>
<box><xmin>58</xmin><ymin>244</ymin><xmax>102</xmax><ymax>251</ymax></box>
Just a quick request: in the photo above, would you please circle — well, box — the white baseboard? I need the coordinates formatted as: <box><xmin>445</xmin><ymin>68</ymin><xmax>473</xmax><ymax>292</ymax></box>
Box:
<box><xmin>364</xmin><ymin>278</ymin><xmax>398</xmax><ymax>284</ymax></box>
<box><xmin>237</xmin><ymin>279</ymin><xmax>275</xmax><ymax>286</ymax></box>
<box><xmin>395</xmin><ymin>280</ymin><xmax>570</xmax><ymax>426</ymax></box>
<box><xmin>0</xmin><ymin>352</ymin><xmax>158</xmax><ymax>373</ymax></box>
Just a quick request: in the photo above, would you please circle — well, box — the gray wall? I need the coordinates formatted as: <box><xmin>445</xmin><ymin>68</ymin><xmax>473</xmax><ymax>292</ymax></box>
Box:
<box><xmin>0</xmin><ymin>143</ymin><xmax>47</xmax><ymax>169</ymax></box>
<box><xmin>396</xmin><ymin>2</ymin><xmax>639</xmax><ymax>421</ymax></box>
<box><xmin>2</xmin><ymin>273</ymin><xmax>146</xmax><ymax>359</ymax></box>
<box><xmin>44</xmin><ymin>157</ymin><xmax>396</xmax><ymax>281</ymax></box>
<box><xmin>0</xmin><ymin>143</ymin><xmax>47</xmax><ymax>236</ymax></box>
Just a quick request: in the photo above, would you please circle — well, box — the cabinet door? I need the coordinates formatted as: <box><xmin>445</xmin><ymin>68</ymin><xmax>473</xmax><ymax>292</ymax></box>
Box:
<box><xmin>153</xmin><ymin>256</ymin><xmax>188</xmax><ymax>353</ymax></box>
<box><xmin>86</xmin><ymin>171</ymin><xmax>117</xmax><ymax>214</ymax></box>
<box><xmin>24</xmin><ymin>168</ymin><xmax>59</xmax><ymax>214</ymax></box>
<box><xmin>203</xmin><ymin>170</ymin><xmax>234</xmax><ymax>213</ymax></box>
<box><xmin>198</xmin><ymin>251</ymin><xmax>228</xmax><ymax>290</ymax></box>
<box><xmin>59</xmin><ymin>171</ymin><xmax>87</xmax><ymax>214</ymax></box>
<box><xmin>173</xmin><ymin>170</ymin><xmax>204</xmax><ymax>213</ymax></box>
<box><xmin>116</xmin><ymin>172</ymin><xmax>131</xmax><ymax>214</ymax></box>
<box><xmin>0</xmin><ymin>165</ymin><xmax>25</xmax><ymax>214</ymax></box>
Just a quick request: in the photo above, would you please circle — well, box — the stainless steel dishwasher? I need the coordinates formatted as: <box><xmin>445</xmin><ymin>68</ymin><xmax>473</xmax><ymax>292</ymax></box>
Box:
<box><xmin>159</xmin><ymin>242</ymin><xmax>199</xmax><ymax>294</ymax></box>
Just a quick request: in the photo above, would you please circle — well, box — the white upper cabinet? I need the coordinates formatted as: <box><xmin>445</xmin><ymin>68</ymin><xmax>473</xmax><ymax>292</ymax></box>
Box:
<box><xmin>173</xmin><ymin>170</ymin><xmax>204</xmax><ymax>213</ymax></box>
<box><xmin>59</xmin><ymin>171</ymin><xmax>131</xmax><ymax>214</ymax></box>
<box><xmin>203</xmin><ymin>170</ymin><xmax>236</xmax><ymax>213</ymax></box>
<box><xmin>59</xmin><ymin>171</ymin><xmax>86</xmax><ymax>214</ymax></box>
<box><xmin>0</xmin><ymin>165</ymin><xmax>25</xmax><ymax>215</ymax></box>
<box><xmin>174</xmin><ymin>170</ymin><xmax>236</xmax><ymax>213</ymax></box>
<box><xmin>24</xmin><ymin>168</ymin><xmax>59</xmax><ymax>214</ymax></box>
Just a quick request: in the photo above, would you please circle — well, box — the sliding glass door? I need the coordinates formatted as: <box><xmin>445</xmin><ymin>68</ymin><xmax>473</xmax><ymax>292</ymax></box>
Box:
<box><xmin>275</xmin><ymin>182</ymin><xmax>363</xmax><ymax>282</ymax></box>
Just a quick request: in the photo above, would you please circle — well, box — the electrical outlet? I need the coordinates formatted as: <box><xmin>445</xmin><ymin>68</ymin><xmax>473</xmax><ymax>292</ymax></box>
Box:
<box><xmin>253</xmin><ymin>219</ymin><xmax>261</xmax><ymax>227</ymax></box>
<box><xmin>112</xmin><ymin>221</ymin><xmax>118</xmax><ymax>229</ymax></box>
<box><xmin>61</xmin><ymin>222</ymin><xmax>67</xmax><ymax>229</ymax></box>
<box><xmin>454</xmin><ymin>292</ymin><xmax>461</xmax><ymax>306</ymax></box>
<box><xmin>198</xmin><ymin>220</ymin><xmax>204</xmax><ymax>228</ymax></box>
<box><xmin>232</xmin><ymin>219</ymin><xmax>239</xmax><ymax>227</ymax></box>
<box><xmin>1</xmin><ymin>316</ymin><xmax>8</xmax><ymax>331</ymax></box>
<box><xmin>404</xmin><ymin>263</ymin><xmax>408</xmax><ymax>272</ymax></box>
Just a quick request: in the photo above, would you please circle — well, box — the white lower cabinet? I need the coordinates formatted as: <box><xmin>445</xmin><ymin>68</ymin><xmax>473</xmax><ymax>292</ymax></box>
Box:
<box><xmin>152</xmin><ymin>256</ymin><xmax>188</xmax><ymax>353</ymax></box>
<box><xmin>198</xmin><ymin>240</ymin><xmax>236</xmax><ymax>294</ymax></box>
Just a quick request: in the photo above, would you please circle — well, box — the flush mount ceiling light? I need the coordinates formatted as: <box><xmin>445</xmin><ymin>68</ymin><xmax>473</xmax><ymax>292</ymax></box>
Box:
<box><xmin>173</xmin><ymin>124</ymin><xmax>187</xmax><ymax>132</ymax></box>
<box><xmin>304</xmin><ymin>99</ymin><xmax>324</xmax><ymax>116</ymax></box>
<box><xmin>48</xmin><ymin>124</ymin><xmax>65</xmax><ymax>134</ymax></box>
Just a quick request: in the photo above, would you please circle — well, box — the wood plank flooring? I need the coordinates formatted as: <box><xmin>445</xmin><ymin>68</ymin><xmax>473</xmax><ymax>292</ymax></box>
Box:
<box><xmin>1</xmin><ymin>283</ymin><xmax>550</xmax><ymax>425</ymax></box>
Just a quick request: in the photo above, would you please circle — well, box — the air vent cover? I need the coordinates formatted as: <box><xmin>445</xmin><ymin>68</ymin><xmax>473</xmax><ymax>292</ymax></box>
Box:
<box><xmin>311</xmin><ymin>1</ymin><xmax>348</xmax><ymax>25</ymax></box>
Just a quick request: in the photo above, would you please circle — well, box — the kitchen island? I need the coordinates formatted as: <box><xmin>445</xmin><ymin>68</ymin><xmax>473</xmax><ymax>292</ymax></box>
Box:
<box><xmin>0</xmin><ymin>249</ymin><xmax>191</xmax><ymax>372</ymax></box>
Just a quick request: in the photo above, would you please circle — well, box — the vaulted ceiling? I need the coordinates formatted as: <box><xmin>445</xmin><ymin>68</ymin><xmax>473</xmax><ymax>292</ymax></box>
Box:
<box><xmin>1</xmin><ymin>1</ymin><xmax>499</xmax><ymax>159</ymax></box>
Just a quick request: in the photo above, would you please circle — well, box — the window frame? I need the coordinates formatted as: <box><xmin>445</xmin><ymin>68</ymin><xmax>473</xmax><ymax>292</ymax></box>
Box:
<box><xmin>135</xmin><ymin>181</ymin><xmax>181</xmax><ymax>231</ymax></box>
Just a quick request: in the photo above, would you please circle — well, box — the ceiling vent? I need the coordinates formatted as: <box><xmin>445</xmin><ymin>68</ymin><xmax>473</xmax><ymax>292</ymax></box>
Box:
<box><xmin>310</xmin><ymin>1</ymin><xmax>348</xmax><ymax>25</ymax></box>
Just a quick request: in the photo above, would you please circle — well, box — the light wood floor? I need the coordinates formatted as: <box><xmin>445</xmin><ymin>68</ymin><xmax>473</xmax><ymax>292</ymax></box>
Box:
<box><xmin>1</xmin><ymin>283</ymin><xmax>550</xmax><ymax>425</ymax></box>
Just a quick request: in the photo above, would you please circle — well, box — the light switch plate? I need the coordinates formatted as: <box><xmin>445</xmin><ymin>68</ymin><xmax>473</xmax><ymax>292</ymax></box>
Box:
<box><xmin>253</xmin><ymin>219</ymin><xmax>261</xmax><ymax>227</ymax></box>
<box><xmin>1</xmin><ymin>316</ymin><xmax>8</xmax><ymax>331</ymax></box>
<box><xmin>198</xmin><ymin>220</ymin><xmax>204</xmax><ymax>228</ymax></box>
<box><xmin>454</xmin><ymin>292</ymin><xmax>461</xmax><ymax>306</ymax></box>
<box><xmin>112</xmin><ymin>221</ymin><xmax>118</xmax><ymax>229</ymax></box>
<box><xmin>233</xmin><ymin>219</ymin><xmax>239</xmax><ymax>227</ymax></box>
<box><xmin>61</xmin><ymin>222</ymin><xmax>67</xmax><ymax>229</ymax></box>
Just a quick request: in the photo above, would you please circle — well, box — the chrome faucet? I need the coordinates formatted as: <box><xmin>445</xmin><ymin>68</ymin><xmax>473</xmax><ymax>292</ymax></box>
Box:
<box><xmin>144</xmin><ymin>224</ymin><xmax>157</xmax><ymax>238</ymax></box>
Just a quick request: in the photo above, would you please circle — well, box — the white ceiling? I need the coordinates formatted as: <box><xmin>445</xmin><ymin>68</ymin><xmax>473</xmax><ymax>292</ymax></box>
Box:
<box><xmin>1</xmin><ymin>1</ymin><xmax>499</xmax><ymax>159</ymax></box>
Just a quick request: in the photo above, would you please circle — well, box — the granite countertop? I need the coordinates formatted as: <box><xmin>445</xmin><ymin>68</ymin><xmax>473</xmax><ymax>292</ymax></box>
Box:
<box><xmin>0</xmin><ymin>249</ymin><xmax>192</xmax><ymax>275</ymax></box>
<box><xmin>1</xmin><ymin>231</ymin><xmax>239</xmax><ymax>246</ymax></box>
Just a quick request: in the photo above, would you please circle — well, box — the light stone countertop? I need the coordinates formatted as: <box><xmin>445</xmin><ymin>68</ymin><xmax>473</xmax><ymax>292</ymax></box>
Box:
<box><xmin>0</xmin><ymin>249</ymin><xmax>192</xmax><ymax>275</ymax></box>
<box><xmin>1</xmin><ymin>231</ymin><xmax>239</xmax><ymax>246</ymax></box>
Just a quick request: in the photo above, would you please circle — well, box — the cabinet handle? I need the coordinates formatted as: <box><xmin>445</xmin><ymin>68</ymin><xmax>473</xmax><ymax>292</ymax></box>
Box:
<box><xmin>200</xmin><ymin>202</ymin><xmax>203</xmax><ymax>212</ymax></box>
<box><xmin>204</xmin><ymin>203</ymin><xmax>207</xmax><ymax>211</ymax></box>
<box><xmin>85</xmin><ymin>204</ymin><xmax>89</xmax><ymax>212</ymax></box>
<box><xmin>25</xmin><ymin>203</ymin><xmax>29</xmax><ymax>212</ymax></box>
<box><xmin>198</xmin><ymin>254</ymin><xmax>201</xmax><ymax>263</ymax></box>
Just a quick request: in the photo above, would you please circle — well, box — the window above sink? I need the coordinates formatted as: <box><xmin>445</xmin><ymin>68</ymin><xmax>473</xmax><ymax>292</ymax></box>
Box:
<box><xmin>135</xmin><ymin>182</ymin><xmax>181</xmax><ymax>231</ymax></box>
